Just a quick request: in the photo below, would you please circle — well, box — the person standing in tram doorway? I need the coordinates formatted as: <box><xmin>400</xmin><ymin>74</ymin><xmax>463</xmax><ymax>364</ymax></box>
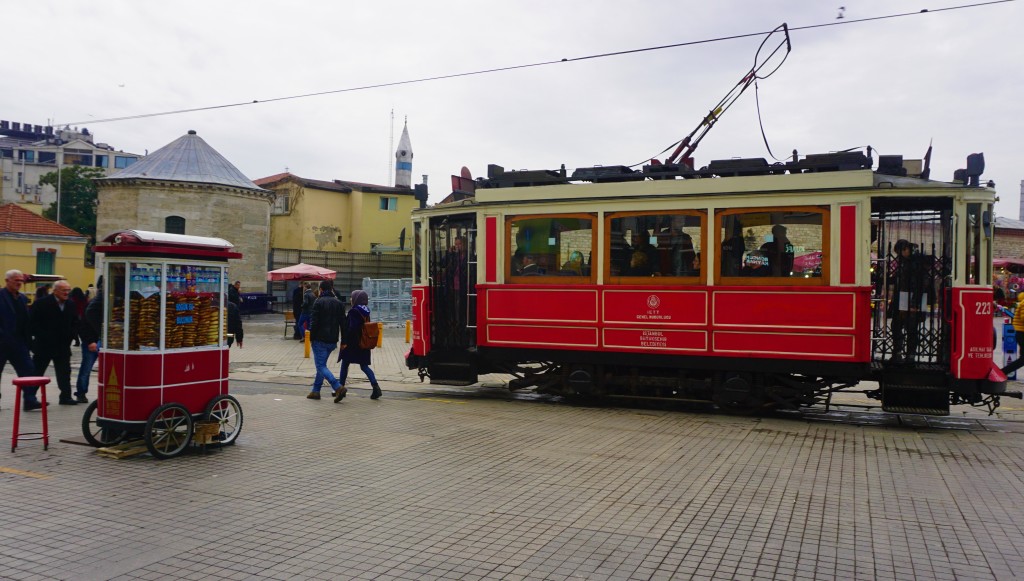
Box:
<box><xmin>30</xmin><ymin>280</ymin><xmax>80</xmax><ymax>404</ymax></box>
<box><xmin>444</xmin><ymin>236</ymin><xmax>469</xmax><ymax>337</ymax></box>
<box><xmin>306</xmin><ymin>280</ymin><xmax>344</xmax><ymax>401</ymax></box>
<box><xmin>335</xmin><ymin>289</ymin><xmax>381</xmax><ymax>401</ymax></box>
<box><xmin>1</xmin><ymin>269</ymin><xmax>45</xmax><ymax>411</ymax></box>
<box><xmin>888</xmin><ymin>239</ymin><xmax>926</xmax><ymax>364</ymax></box>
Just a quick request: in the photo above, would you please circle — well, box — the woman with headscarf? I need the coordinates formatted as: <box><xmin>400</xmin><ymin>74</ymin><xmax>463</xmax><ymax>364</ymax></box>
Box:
<box><xmin>335</xmin><ymin>289</ymin><xmax>382</xmax><ymax>401</ymax></box>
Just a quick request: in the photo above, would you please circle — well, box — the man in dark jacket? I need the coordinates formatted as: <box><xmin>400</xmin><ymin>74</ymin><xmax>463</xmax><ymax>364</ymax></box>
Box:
<box><xmin>1</xmin><ymin>269</ymin><xmax>45</xmax><ymax>410</ymax></box>
<box><xmin>226</xmin><ymin>300</ymin><xmax>244</xmax><ymax>348</ymax></box>
<box><xmin>30</xmin><ymin>279</ymin><xmax>80</xmax><ymax>404</ymax></box>
<box><xmin>75</xmin><ymin>278</ymin><xmax>104</xmax><ymax>403</ymax></box>
<box><xmin>228</xmin><ymin>280</ymin><xmax>242</xmax><ymax>307</ymax></box>
<box><xmin>306</xmin><ymin>280</ymin><xmax>346</xmax><ymax>400</ymax></box>
<box><xmin>291</xmin><ymin>284</ymin><xmax>304</xmax><ymax>339</ymax></box>
<box><xmin>297</xmin><ymin>283</ymin><xmax>316</xmax><ymax>340</ymax></box>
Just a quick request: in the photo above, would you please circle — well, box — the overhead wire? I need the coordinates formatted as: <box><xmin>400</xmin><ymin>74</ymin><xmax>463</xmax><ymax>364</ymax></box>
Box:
<box><xmin>59</xmin><ymin>0</ymin><xmax>1014</xmax><ymax>127</ymax></box>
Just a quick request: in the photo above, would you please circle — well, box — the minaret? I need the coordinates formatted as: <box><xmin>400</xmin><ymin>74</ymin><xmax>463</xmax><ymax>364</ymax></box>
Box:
<box><xmin>395</xmin><ymin>119</ymin><xmax>413</xmax><ymax>188</ymax></box>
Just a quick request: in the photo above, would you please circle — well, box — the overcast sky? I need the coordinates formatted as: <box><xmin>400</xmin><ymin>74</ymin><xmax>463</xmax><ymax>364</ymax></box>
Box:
<box><xmin>2</xmin><ymin>1</ymin><xmax>1021</xmax><ymax>212</ymax></box>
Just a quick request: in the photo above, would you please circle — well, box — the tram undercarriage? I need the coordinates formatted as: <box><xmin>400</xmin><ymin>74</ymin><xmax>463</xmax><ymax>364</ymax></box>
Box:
<box><xmin>410</xmin><ymin>348</ymin><xmax>1017</xmax><ymax>416</ymax></box>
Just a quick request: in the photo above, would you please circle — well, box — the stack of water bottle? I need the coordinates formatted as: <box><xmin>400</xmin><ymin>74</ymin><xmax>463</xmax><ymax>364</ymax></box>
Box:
<box><xmin>362</xmin><ymin>277</ymin><xmax>413</xmax><ymax>324</ymax></box>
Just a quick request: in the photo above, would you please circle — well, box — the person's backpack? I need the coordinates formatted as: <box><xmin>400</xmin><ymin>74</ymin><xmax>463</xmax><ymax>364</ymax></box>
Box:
<box><xmin>359</xmin><ymin>314</ymin><xmax>379</xmax><ymax>350</ymax></box>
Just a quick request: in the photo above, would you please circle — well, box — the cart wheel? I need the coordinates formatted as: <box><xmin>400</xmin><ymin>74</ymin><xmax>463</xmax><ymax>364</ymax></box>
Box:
<box><xmin>81</xmin><ymin>401</ymin><xmax>127</xmax><ymax>448</ymax></box>
<box><xmin>203</xmin><ymin>395</ymin><xmax>243</xmax><ymax>446</ymax></box>
<box><xmin>144</xmin><ymin>403</ymin><xmax>194</xmax><ymax>460</ymax></box>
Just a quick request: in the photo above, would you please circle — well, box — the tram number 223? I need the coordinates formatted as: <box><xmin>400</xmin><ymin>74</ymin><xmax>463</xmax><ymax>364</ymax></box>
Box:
<box><xmin>975</xmin><ymin>301</ymin><xmax>992</xmax><ymax>315</ymax></box>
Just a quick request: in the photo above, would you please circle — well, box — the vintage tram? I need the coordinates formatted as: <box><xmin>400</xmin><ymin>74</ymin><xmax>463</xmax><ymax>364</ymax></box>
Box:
<box><xmin>406</xmin><ymin>150</ymin><xmax>1014</xmax><ymax>415</ymax></box>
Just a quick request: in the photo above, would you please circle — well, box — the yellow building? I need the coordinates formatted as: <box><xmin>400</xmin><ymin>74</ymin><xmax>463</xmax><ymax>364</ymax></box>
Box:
<box><xmin>256</xmin><ymin>173</ymin><xmax>418</xmax><ymax>253</ymax></box>
<box><xmin>0</xmin><ymin>202</ymin><xmax>93</xmax><ymax>290</ymax></box>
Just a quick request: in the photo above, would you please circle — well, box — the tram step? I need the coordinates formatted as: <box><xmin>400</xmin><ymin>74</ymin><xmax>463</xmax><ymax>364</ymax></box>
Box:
<box><xmin>96</xmin><ymin>440</ymin><xmax>148</xmax><ymax>459</ymax></box>
<box><xmin>881</xmin><ymin>405</ymin><xmax>951</xmax><ymax>416</ymax></box>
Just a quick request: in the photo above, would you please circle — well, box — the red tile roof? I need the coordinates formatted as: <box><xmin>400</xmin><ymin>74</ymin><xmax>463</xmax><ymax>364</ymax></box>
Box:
<box><xmin>0</xmin><ymin>203</ymin><xmax>85</xmax><ymax>238</ymax></box>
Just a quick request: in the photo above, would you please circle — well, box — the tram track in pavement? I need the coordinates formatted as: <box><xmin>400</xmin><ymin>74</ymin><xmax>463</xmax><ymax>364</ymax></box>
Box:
<box><xmin>228</xmin><ymin>377</ymin><xmax>1024</xmax><ymax>433</ymax></box>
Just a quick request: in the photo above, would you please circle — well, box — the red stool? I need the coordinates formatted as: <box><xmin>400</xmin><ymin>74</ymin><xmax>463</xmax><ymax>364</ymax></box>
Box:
<box><xmin>11</xmin><ymin>377</ymin><xmax>50</xmax><ymax>452</ymax></box>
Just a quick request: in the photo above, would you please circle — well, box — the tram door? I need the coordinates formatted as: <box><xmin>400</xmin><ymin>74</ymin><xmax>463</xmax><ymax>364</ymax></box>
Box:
<box><xmin>870</xmin><ymin>197</ymin><xmax>954</xmax><ymax>368</ymax></box>
<box><xmin>426</xmin><ymin>214</ymin><xmax>478</xmax><ymax>383</ymax></box>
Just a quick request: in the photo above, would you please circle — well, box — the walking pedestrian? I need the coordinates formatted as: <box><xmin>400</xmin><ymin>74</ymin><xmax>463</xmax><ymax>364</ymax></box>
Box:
<box><xmin>1</xmin><ymin>269</ymin><xmax>45</xmax><ymax>411</ymax></box>
<box><xmin>307</xmin><ymin>280</ymin><xmax>345</xmax><ymax>400</ymax></box>
<box><xmin>335</xmin><ymin>289</ymin><xmax>381</xmax><ymax>402</ymax></box>
<box><xmin>75</xmin><ymin>277</ymin><xmax>104</xmax><ymax>403</ymax></box>
<box><xmin>30</xmin><ymin>280</ymin><xmax>80</xmax><ymax>404</ymax></box>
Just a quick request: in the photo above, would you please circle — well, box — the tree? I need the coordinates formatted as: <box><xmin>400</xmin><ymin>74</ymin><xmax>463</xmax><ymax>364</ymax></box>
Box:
<box><xmin>40</xmin><ymin>165</ymin><xmax>105</xmax><ymax>264</ymax></box>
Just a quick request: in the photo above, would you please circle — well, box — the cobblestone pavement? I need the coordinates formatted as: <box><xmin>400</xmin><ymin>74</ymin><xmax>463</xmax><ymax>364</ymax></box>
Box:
<box><xmin>1</xmin><ymin>314</ymin><xmax>1024</xmax><ymax>580</ymax></box>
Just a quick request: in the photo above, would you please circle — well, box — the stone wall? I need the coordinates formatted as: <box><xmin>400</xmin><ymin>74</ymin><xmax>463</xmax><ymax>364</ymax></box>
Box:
<box><xmin>994</xmin><ymin>228</ymin><xmax>1024</xmax><ymax>259</ymax></box>
<box><xmin>97</xmin><ymin>179</ymin><xmax>272</xmax><ymax>291</ymax></box>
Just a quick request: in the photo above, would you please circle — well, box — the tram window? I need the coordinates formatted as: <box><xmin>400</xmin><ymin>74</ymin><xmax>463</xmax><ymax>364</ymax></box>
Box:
<box><xmin>717</xmin><ymin>207</ymin><xmax>828</xmax><ymax>284</ymax></box>
<box><xmin>507</xmin><ymin>214</ymin><xmax>595</xmax><ymax>282</ymax></box>
<box><xmin>106</xmin><ymin>263</ymin><xmax>127</xmax><ymax>351</ymax></box>
<box><xmin>965</xmin><ymin>203</ymin><xmax>982</xmax><ymax>285</ymax></box>
<box><xmin>413</xmin><ymin>221</ymin><xmax>423</xmax><ymax>283</ymax></box>
<box><xmin>607</xmin><ymin>212</ymin><xmax>704</xmax><ymax>282</ymax></box>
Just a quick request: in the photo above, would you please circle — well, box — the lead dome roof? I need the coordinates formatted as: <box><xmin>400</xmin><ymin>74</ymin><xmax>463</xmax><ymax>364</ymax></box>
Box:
<box><xmin>104</xmin><ymin>130</ymin><xmax>265</xmax><ymax>192</ymax></box>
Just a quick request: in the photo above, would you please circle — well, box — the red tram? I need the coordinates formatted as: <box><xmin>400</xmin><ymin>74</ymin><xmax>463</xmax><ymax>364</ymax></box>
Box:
<box><xmin>406</xmin><ymin>151</ymin><xmax>1014</xmax><ymax>415</ymax></box>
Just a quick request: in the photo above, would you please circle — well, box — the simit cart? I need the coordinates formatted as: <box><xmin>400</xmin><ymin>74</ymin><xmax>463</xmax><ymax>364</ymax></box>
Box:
<box><xmin>80</xmin><ymin>230</ymin><xmax>244</xmax><ymax>459</ymax></box>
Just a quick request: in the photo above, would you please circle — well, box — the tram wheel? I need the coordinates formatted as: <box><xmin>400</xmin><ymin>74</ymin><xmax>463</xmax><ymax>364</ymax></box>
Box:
<box><xmin>80</xmin><ymin>401</ymin><xmax>127</xmax><ymax>448</ymax></box>
<box><xmin>144</xmin><ymin>403</ymin><xmax>194</xmax><ymax>460</ymax></box>
<box><xmin>203</xmin><ymin>395</ymin><xmax>243</xmax><ymax>446</ymax></box>
<box><xmin>713</xmin><ymin>374</ymin><xmax>765</xmax><ymax>415</ymax></box>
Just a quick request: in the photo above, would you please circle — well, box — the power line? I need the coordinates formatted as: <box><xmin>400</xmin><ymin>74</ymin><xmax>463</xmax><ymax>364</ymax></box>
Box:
<box><xmin>60</xmin><ymin>0</ymin><xmax>1014</xmax><ymax>127</ymax></box>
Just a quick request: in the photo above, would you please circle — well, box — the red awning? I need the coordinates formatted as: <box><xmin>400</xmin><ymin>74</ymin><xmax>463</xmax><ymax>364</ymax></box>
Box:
<box><xmin>266</xmin><ymin>263</ymin><xmax>336</xmax><ymax>282</ymax></box>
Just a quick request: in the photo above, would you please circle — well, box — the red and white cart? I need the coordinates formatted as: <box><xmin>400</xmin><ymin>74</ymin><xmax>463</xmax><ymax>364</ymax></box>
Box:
<box><xmin>81</xmin><ymin>230</ymin><xmax>244</xmax><ymax>459</ymax></box>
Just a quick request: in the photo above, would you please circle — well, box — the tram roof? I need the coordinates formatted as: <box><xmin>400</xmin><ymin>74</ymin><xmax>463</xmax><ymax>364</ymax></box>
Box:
<box><xmin>459</xmin><ymin>170</ymin><xmax>978</xmax><ymax>206</ymax></box>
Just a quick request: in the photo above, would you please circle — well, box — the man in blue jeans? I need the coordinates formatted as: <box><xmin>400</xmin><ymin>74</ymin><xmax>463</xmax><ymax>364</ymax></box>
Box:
<box><xmin>306</xmin><ymin>280</ymin><xmax>347</xmax><ymax>401</ymax></box>
<box><xmin>76</xmin><ymin>277</ymin><xmax>104</xmax><ymax>403</ymax></box>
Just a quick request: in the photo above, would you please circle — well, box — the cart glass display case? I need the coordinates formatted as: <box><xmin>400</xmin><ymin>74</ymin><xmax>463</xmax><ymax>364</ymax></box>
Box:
<box><xmin>90</xmin><ymin>230</ymin><xmax>244</xmax><ymax>458</ymax></box>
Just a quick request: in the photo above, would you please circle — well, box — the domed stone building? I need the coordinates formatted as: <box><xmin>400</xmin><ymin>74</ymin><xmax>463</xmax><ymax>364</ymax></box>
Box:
<box><xmin>95</xmin><ymin>130</ymin><xmax>273</xmax><ymax>290</ymax></box>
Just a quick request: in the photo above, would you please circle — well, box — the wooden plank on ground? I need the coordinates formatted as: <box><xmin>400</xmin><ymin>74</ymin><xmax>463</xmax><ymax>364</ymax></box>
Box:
<box><xmin>96</xmin><ymin>440</ymin><xmax>148</xmax><ymax>459</ymax></box>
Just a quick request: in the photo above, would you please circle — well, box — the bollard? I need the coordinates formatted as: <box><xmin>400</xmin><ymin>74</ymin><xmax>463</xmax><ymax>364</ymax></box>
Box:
<box><xmin>405</xmin><ymin>320</ymin><xmax>411</xmax><ymax>343</ymax></box>
<box><xmin>304</xmin><ymin>329</ymin><xmax>311</xmax><ymax>358</ymax></box>
<box><xmin>377</xmin><ymin>322</ymin><xmax>384</xmax><ymax>348</ymax></box>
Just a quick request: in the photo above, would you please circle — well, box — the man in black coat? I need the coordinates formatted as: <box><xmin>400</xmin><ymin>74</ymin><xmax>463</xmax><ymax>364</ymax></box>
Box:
<box><xmin>75</xmin><ymin>278</ymin><xmax>104</xmax><ymax>403</ymax></box>
<box><xmin>226</xmin><ymin>300</ymin><xmax>244</xmax><ymax>348</ymax></box>
<box><xmin>291</xmin><ymin>284</ymin><xmax>304</xmax><ymax>340</ymax></box>
<box><xmin>1</xmin><ymin>269</ymin><xmax>44</xmax><ymax>410</ymax></box>
<box><xmin>30</xmin><ymin>279</ymin><xmax>80</xmax><ymax>404</ymax></box>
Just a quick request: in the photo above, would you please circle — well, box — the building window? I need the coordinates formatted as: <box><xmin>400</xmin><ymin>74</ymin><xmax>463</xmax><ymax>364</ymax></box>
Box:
<box><xmin>36</xmin><ymin>249</ymin><xmax>56</xmax><ymax>275</ymax></box>
<box><xmin>272</xmin><ymin>194</ymin><xmax>290</xmax><ymax>215</ymax></box>
<box><xmin>379</xmin><ymin>196</ymin><xmax>397</xmax><ymax>211</ymax></box>
<box><xmin>0</xmin><ymin>148</ymin><xmax>12</xmax><ymax>159</ymax></box>
<box><xmin>18</xmin><ymin>150</ymin><xmax>34</xmax><ymax>162</ymax></box>
<box><xmin>37</xmin><ymin>151</ymin><xmax>55</xmax><ymax>164</ymax></box>
<box><xmin>95</xmin><ymin>155</ymin><xmax>109</xmax><ymax>168</ymax></box>
<box><xmin>165</xmin><ymin>215</ymin><xmax>186</xmax><ymax>235</ymax></box>
<box><xmin>64</xmin><ymin>153</ymin><xmax>93</xmax><ymax>166</ymax></box>
<box><xmin>16</xmin><ymin>172</ymin><xmax>22</xmax><ymax>188</ymax></box>
<box><xmin>114</xmin><ymin>156</ymin><xmax>136</xmax><ymax>169</ymax></box>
